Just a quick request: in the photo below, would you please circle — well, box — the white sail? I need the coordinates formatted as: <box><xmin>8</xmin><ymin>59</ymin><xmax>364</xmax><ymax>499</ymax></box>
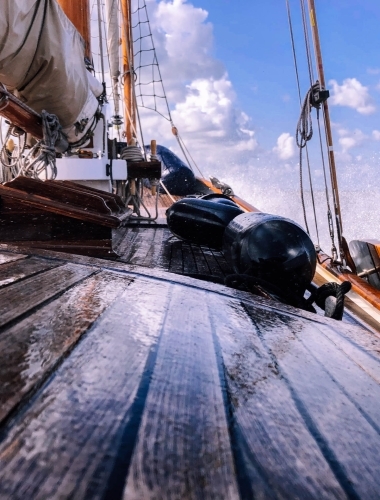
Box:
<box><xmin>0</xmin><ymin>0</ymin><xmax>103</xmax><ymax>143</ymax></box>
<box><xmin>105</xmin><ymin>0</ymin><xmax>121</xmax><ymax>117</ymax></box>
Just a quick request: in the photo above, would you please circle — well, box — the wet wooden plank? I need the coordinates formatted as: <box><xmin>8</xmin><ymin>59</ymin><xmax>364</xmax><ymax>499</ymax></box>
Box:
<box><xmin>0</xmin><ymin>271</ymin><xmax>133</xmax><ymax>424</ymax></box>
<box><xmin>189</xmin><ymin>243</ymin><xmax>212</xmax><ymax>276</ymax></box>
<box><xmin>0</xmin><ymin>263</ymin><xmax>97</xmax><ymax>329</ymax></box>
<box><xmin>137</xmin><ymin>228</ymin><xmax>167</xmax><ymax>268</ymax></box>
<box><xmin>168</xmin><ymin>239</ymin><xmax>183</xmax><ymax>274</ymax></box>
<box><xmin>0</xmin><ymin>252</ymin><xmax>27</xmax><ymax>265</ymax></box>
<box><xmin>128</xmin><ymin>229</ymin><xmax>157</xmax><ymax>266</ymax></box>
<box><xmin>115</xmin><ymin>227</ymin><xmax>140</xmax><ymax>262</ymax></box>
<box><xmin>250</xmin><ymin>307</ymin><xmax>380</xmax><ymax>498</ymax></box>
<box><xmin>0</xmin><ymin>257</ymin><xmax>62</xmax><ymax>289</ymax></box>
<box><xmin>207</xmin><ymin>295</ymin><xmax>347</xmax><ymax>499</ymax></box>
<box><xmin>200</xmin><ymin>246</ymin><xmax>225</xmax><ymax>278</ymax></box>
<box><xmin>299</xmin><ymin>323</ymin><xmax>380</xmax><ymax>429</ymax></box>
<box><xmin>181</xmin><ymin>241</ymin><xmax>198</xmax><ymax>276</ymax></box>
<box><xmin>0</xmin><ymin>277</ymin><xmax>171</xmax><ymax>499</ymax></box>
<box><xmin>124</xmin><ymin>285</ymin><xmax>239</xmax><ymax>500</ymax></box>
<box><xmin>156</xmin><ymin>230</ymin><xmax>173</xmax><ymax>271</ymax></box>
<box><xmin>211</xmin><ymin>248</ymin><xmax>232</xmax><ymax>277</ymax></box>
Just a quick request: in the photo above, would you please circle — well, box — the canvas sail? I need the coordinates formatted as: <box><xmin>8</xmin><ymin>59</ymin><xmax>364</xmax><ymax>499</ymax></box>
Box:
<box><xmin>105</xmin><ymin>0</ymin><xmax>121</xmax><ymax>118</ymax></box>
<box><xmin>0</xmin><ymin>0</ymin><xmax>103</xmax><ymax>143</ymax></box>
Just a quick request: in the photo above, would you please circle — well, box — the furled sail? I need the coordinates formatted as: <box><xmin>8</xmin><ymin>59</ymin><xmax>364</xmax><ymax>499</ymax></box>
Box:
<box><xmin>105</xmin><ymin>0</ymin><xmax>121</xmax><ymax>119</ymax></box>
<box><xmin>0</xmin><ymin>0</ymin><xmax>103</xmax><ymax>143</ymax></box>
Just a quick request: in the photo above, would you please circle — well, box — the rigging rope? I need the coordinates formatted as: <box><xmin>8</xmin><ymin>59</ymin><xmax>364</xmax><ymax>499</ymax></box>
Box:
<box><xmin>287</xmin><ymin>0</ymin><xmax>339</xmax><ymax>259</ymax></box>
<box><xmin>17</xmin><ymin>111</ymin><xmax>61</xmax><ymax>180</ymax></box>
<box><xmin>286</xmin><ymin>0</ymin><xmax>319</xmax><ymax>245</ymax></box>
<box><xmin>295</xmin><ymin>85</ymin><xmax>321</xmax><ymax>238</ymax></box>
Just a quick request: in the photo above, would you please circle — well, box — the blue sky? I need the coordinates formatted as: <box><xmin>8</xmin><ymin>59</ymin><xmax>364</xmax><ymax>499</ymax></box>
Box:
<box><xmin>128</xmin><ymin>0</ymin><xmax>380</xmax><ymax>247</ymax></box>
<box><xmin>135</xmin><ymin>0</ymin><xmax>380</xmax><ymax>195</ymax></box>
<box><xmin>189</xmin><ymin>0</ymin><xmax>380</xmax><ymax>159</ymax></box>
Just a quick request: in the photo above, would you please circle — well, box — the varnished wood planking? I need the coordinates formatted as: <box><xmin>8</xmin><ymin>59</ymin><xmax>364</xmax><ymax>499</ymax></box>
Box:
<box><xmin>0</xmin><ymin>277</ymin><xmax>172</xmax><ymax>499</ymax></box>
<box><xmin>200</xmin><ymin>246</ymin><xmax>225</xmax><ymax>278</ymax></box>
<box><xmin>0</xmin><ymin>249</ymin><xmax>380</xmax><ymax>497</ymax></box>
<box><xmin>124</xmin><ymin>285</ymin><xmax>239</xmax><ymax>500</ymax></box>
<box><xmin>114</xmin><ymin>226</ymin><xmax>141</xmax><ymax>262</ymax></box>
<box><xmin>113</xmin><ymin>225</ymin><xmax>230</xmax><ymax>279</ymax></box>
<box><xmin>0</xmin><ymin>271</ymin><xmax>133</xmax><ymax>425</ymax></box>
<box><xmin>207</xmin><ymin>295</ymin><xmax>347</xmax><ymax>499</ymax></box>
<box><xmin>251</xmin><ymin>308</ymin><xmax>380</xmax><ymax>498</ymax></box>
<box><xmin>0</xmin><ymin>264</ymin><xmax>97</xmax><ymax>329</ymax></box>
<box><xmin>168</xmin><ymin>239</ymin><xmax>184</xmax><ymax>275</ymax></box>
<box><xmin>181</xmin><ymin>241</ymin><xmax>198</xmax><ymax>276</ymax></box>
<box><xmin>0</xmin><ymin>252</ymin><xmax>27</xmax><ymax>265</ymax></box>
<box><xmin>156</xmin><ymin>230</ymin><xmax>174</xmax><ymax>271</ymax></box>
<box><xmin>0</xmin><ymin>257</ymin><xmax>61</xmax><ymax>289</ymax></box>
<box><xmin>299</xmin><ymin>323</ymin><xmax>380</xmax><ymax>433</ymax></box>
<box><xmin>128</xmin><ymin>229</ymin><xmax>158</xmax><ymax>266</ymax></box>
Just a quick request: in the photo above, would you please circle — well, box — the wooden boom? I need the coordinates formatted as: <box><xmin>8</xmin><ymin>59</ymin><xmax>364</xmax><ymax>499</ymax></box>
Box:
<box><xmin>0</xmin><ymin>86</ymin><xmax>43</xmax><ymax>140</ymax></box>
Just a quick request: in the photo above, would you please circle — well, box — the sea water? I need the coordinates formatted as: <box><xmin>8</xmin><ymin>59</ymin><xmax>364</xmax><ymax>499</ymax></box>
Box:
<box><xmin>211</xmin><ymin>173</ymin><xmax>378</xmax><ymax>255</ymax></box>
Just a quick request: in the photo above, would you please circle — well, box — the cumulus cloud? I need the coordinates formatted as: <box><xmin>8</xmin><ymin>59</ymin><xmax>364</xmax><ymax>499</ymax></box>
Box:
<box><xmin>273</xmin><ymin>133</ymin><xmax>295</xmax><ymax>160</ymax></box>
<box><xmin>372</xmin><ymin>130</ymin><xmax>380</xmax><ymax>141</ymax></box>
<box><xmin>337</xmin><ymin>128</ymin><xmax>367</xmax><ymax>152</ymax></box>
<box><xmin>329</xmin><ymin>78</ymin><xmax>375</xmax><ymax>115</ymax></box>
<box><xmin>131</xmin><ymin>0</ymin><xmax>257</xmax><ymax>168</ymax></box>
<box><xmin>367</xmin><ymin>68</ymin><xmax>380</xmax><ymax>75</ymax></box>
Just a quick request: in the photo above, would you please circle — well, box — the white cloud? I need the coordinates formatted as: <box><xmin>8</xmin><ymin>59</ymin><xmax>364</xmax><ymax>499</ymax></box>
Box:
<box><xmin>337</xmin><ymin>128</ymin><xmax>367</xmax><ymax>152</ymax></box>
<box><xmin>273</xmin><ymin>132</ymin><xmax>295</xmax><ymax>160</ymax></box>
<box><xmin>367</xmin><ymin>68</ymin><xmax>380</xmax><ymax>75</ymax></box>
<box><xmin>132</xmin><ymin>0</ymin><xmax>257</xmax><ymax>168</ymax></box>
<box><xmin>329</xmin><ymin>78</ymin><xmax>375</xmax><ymax>115</ymax></box>
<box><xmin>373</xmin><ymin>130</ymin><xmax>380</xmax><ymax>141</ymax></box>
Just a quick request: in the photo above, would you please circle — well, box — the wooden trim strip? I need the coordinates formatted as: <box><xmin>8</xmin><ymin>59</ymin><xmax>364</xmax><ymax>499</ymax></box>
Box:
<box><xmin>0</xmin><ymin>184</ymin><xmax>122</xmax><ymax>227</ymax></box>
<box><xmin>5</xmin><ymin>177</ymin><xmax>113</xmax><ymax>215</ymax></box>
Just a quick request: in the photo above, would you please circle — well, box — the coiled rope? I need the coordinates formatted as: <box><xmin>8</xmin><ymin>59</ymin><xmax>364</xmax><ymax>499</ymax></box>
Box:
<box><xmin>120</xmin><ymin>145</ymin><xmax>144</xmax><ymax>162</ymax></box>
<box><xmin>295</xmin><ymin>83</ymin><xmax>320</xmax><ymax>235</ymax></box>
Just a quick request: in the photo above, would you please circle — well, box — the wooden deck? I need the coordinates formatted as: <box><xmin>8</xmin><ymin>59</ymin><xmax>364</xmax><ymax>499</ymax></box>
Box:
<box><xmin>1</xmin><ymin>242</ymin><xmax>380</xmax><ymax>498</ymax></box>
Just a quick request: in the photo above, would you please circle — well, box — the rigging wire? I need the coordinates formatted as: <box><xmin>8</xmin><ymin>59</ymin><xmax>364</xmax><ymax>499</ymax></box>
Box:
<box><xmin>286</xmin><ymin>0</ymin><xmax>319</xmax><ymax>245</ymax></box>
<box><xmin>299</xmin><ymin>0</ymin><xmax>339</xmax><ymax>259</ymax></box>
<box><xmin>300</xmin><ymin>0</ymin><xmax>315</xmax><ymax>87</ymax></box>
<box><xmin>287</xmin><ymin>0</ymin><xmax>338</xmax><ymax>258</ymax></box>
<box><xmin>316</xmin><ymin>114</ymin><xmax>338</xmax><ymax>259</ymax></box>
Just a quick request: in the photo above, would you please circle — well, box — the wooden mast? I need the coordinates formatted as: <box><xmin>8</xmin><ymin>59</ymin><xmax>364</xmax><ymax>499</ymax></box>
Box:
<box><xmin>121</xmin><ymin>0</ymin><xmax>136</xmax><ymax>144</ymax></box>
<box><xmin>57</xmin><ymin>0</ymin><xmax>92</xmax><ymax>60</ymax></box>
<box><xmin>307</xmin><ymin>0</ymin><xmax>344</xmax><ymax>254</ymax></box>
